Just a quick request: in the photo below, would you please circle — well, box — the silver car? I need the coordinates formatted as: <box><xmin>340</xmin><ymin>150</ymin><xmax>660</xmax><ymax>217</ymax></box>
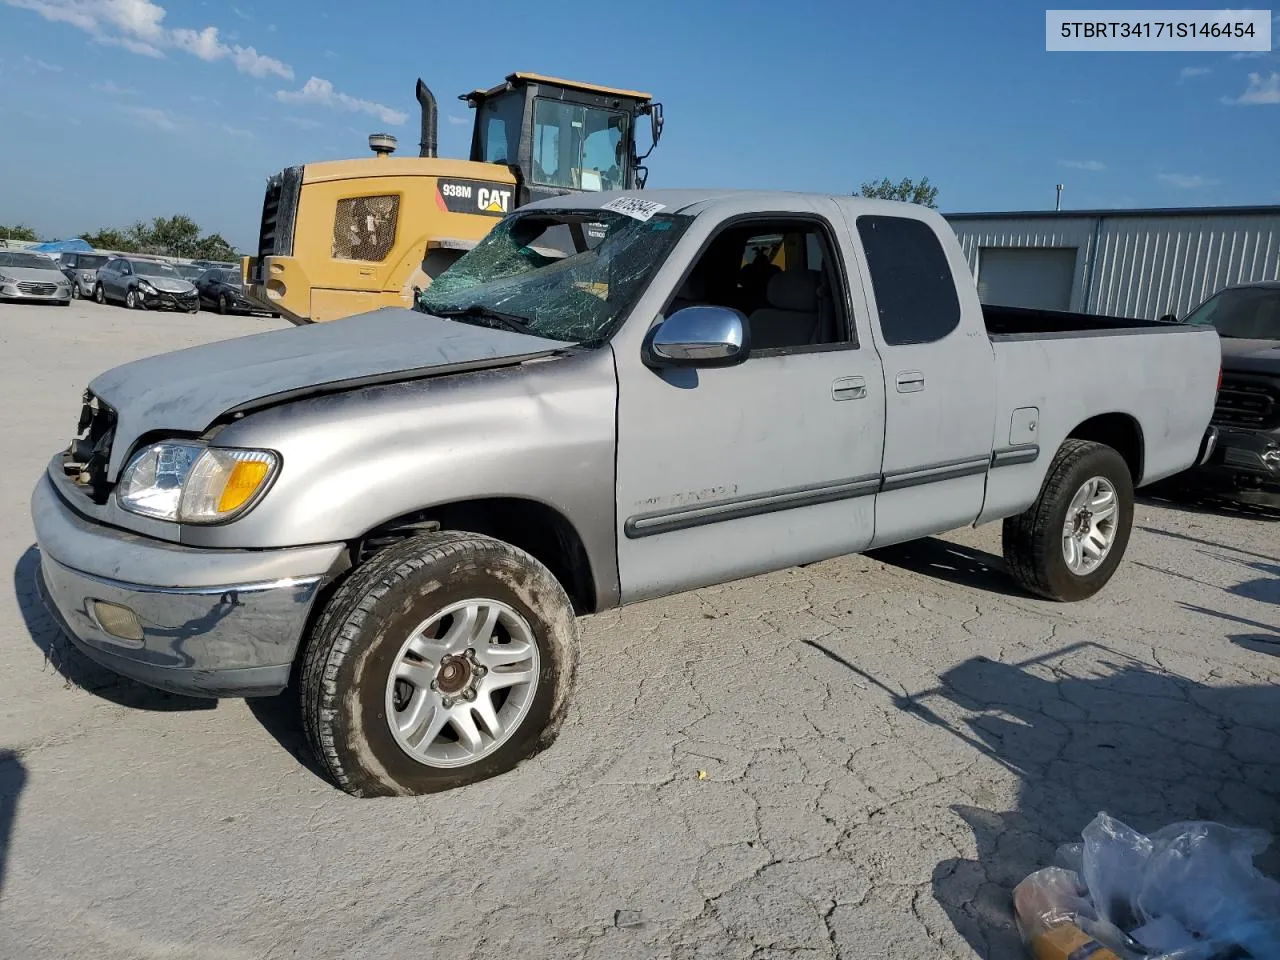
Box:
<box><xmin>0</xmin><ymin>250</ymin><xmax>72</xmax><ymax>305</ymax></box>
<box><xmin>57</xmin><ymin>251</ymin><xmax>111</xmax><ymax>299</ymax></box>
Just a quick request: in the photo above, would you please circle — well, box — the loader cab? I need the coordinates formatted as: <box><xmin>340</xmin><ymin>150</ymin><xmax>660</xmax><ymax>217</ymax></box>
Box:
<box><xmin>462</xmin><ymin>72</ymin><xmax>663</xmax><ymax>208</ymax></box>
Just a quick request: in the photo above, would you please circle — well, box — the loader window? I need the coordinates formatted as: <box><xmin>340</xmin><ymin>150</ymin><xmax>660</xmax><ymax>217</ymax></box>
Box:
<box><xmin>532</xmin><ymin>100</ymin><xmax>628</xmax><ymax>191</ymax></box>
<box><xmin>332</xmin><ymin>194</ymin><xmax>400</xmax><ymax>263</ymax></box>
<box><xmin>475</xmin><ymin>92</ymin><xmax>523</xmax><ymax>165</ymax></box>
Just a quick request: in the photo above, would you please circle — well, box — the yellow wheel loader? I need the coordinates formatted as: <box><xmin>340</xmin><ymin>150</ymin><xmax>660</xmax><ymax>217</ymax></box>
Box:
<box><xmin>244</xmin><ymin>72</ymin><xmax>663</xmax><ymax>324</ymax></box>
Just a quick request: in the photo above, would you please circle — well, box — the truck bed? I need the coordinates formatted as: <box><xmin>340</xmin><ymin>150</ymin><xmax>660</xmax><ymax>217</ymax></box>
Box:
<box><xmin>983</xmin><ymin>304</ymin><xmax>1176</xmax><ymax>339</ymax></box>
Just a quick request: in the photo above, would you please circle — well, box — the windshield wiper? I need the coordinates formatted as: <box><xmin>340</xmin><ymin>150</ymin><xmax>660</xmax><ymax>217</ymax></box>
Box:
<box><xmin>431</xmin><ymin>304</ymin><xmax>534</xmax><ymax>334</ymax></box>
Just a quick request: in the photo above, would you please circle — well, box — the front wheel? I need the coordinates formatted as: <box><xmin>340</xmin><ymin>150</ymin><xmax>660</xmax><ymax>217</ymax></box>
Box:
<box><xmin>94</xmin><ymin>284</ymin><xmax>105</xmax><ymax>304</ymax></box>
<box><xmin>70</xmin><ymin>284</ymin><xmax>81</xmax><ymax>300</ymax></box>
<box><xmin>301</xmin><ymin>531</ymin><xmax>579</xmax><ymax>797</ymax></box>
<box><xmin>125</xmin><ymin>289</ymin><xmax>139</xmax><ymax>309</ymax></box>
<box><xmin>218</xmin><ymin>293</ymin><xmax>229</xmax><ymax>315</ymax></box>
<box><xmin>1003</xmin><ymin>439</ymin><xmax>1134</xmax><ymax>601</ymax></box>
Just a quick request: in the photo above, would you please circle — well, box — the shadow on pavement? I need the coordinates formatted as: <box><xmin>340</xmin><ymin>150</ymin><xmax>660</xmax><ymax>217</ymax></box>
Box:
<box><xmin>807</xmin><ymin>639</ymin><xmax>1280</xmax><ymax>959</ymax></box>
<box><xmin>867</xmin><ymin>537</ymin><xmax>1028</xmax><ymax>598</ymax></box>
<box><xmin>0</xmin><ymin>750</ymin><xmax>26</xmax><ymax>906</ymax></box>
<box><xmin>1138</xmin><ymin>489</ymin><xmax>1280</xmax><ymax>523</ymax></box>
<box><xmin>12</xmin><ymin>545</ymin><xmax>214</xmax><ymax>712</ymax></box>
<box><xmin>245</xmin><ymin>684</ymin><xmax>332</xmax><ymax>786</ymax></box>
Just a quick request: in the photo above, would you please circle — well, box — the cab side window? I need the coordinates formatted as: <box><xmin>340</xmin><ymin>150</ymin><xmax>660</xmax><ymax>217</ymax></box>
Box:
<box><xmin>667</xmin><ymin>219</ymin><xmax>850</xmax><ymax>354</ymax></box>
<box><xmin>855</xmin><ymin>215</ymin><xmax>960</xmax><ymax>346</ymax></box>
<box><xmin>332</xmin><ymin>194</ymin><xmax>400</xmax><ymax>262</ymax></box>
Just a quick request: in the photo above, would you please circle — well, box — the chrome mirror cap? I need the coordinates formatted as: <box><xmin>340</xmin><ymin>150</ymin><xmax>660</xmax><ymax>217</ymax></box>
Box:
<box><xmin>645</xmin><ymin>306</ymin><xmax>750</xmax><ymax>368</ymax></box>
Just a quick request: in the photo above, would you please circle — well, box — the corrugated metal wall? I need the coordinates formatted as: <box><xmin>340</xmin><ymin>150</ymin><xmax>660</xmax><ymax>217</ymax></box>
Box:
<box><xmin>947</xmin><ymin>211</ymin><xmax>1280</xmax><ymax>319</ymax></box>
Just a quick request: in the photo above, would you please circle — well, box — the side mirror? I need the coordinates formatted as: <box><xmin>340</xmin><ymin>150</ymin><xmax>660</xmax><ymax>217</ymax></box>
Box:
<box><xmin>644</xmin><ymin>306</ymin><xmax>749</xmax><ymax>368</ymax></box>
<box><xmin>1159</xmin><ymin>313</ymin><xmax>1178</xmax><ymax>324</ymax></box>
<box><xmin>650</xmin><ymin>102</ymin><xmax>664</xmax><ymax>145</ymax></box>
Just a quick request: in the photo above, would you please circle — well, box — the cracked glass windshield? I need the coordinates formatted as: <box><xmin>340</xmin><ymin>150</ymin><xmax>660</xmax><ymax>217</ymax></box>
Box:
<box><xmin>417</xmin><ymin>209</ymin><xmax>691</xmax><ymax>343</ymax></box>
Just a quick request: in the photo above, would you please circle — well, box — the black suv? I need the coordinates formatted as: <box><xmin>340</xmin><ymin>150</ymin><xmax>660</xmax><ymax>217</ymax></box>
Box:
<box><xmin>1179</xmin><ymin>282</ymin><xmax>1280</xmax><ymax>505</ymax></box>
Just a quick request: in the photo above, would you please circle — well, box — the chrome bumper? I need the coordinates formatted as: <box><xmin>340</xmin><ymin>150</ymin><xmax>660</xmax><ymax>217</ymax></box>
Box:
<box><xmin>31</xmin><ymin>475</ymin><xmax>345</xmax><ymax>697</ymax></box>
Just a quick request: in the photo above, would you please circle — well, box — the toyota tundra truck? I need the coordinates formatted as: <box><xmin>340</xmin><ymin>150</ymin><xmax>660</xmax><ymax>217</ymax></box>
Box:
<box><xmin>32</xmin><ymin>190</ymin><xmax>1222</xmax><ymax>797</ymax></box>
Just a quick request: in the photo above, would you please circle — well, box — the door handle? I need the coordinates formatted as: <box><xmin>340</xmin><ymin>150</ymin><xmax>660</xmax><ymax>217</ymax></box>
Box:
<box><xmin>832</xmin><ymin>376</ymin><xmax>867</xmax><ymax>401</ymax></box>
<box><xmin>895</xmin><ymin>371</ymin><xmax>925</xmax><ymax>393</ymax></box>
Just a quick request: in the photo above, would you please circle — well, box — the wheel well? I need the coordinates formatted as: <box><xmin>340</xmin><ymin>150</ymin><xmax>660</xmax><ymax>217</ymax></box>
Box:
<box><xmin>1066</xmin><ymin>413</ymin><xmax>1144</xmax><ymax>483</ymax></box>
<box><xmin>353</xmin><ymin>498</ymin><xmax>598</xmax><ymax>615</ymax></box>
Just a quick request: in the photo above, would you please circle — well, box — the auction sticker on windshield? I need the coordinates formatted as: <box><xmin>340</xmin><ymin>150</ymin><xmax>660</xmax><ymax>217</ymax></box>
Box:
<box><xmin>601</xmin><ymin>197</ymin><xmax>667</xmax><ymax>222</ymax></box>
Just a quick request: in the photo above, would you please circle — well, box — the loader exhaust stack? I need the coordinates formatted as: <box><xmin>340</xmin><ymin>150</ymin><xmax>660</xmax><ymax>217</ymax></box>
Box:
<box><xmin>416</xmin><ymin>79</ymin><xmax>438</xmax><ymax>159</ymax></box>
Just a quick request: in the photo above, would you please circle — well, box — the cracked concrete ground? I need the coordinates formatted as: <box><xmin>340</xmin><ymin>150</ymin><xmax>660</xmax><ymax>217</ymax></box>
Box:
<box><xmin>2</xmin><ymin>301</ymin><xmax>1277</xmax><ymax>959</ymax></box>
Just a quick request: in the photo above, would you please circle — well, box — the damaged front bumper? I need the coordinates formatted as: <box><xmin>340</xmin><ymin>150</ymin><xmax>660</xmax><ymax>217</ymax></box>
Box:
<box><xmin>31</xmin><ymin>474</ymin><xmax>345</xmax><ymax>697</ymax></box>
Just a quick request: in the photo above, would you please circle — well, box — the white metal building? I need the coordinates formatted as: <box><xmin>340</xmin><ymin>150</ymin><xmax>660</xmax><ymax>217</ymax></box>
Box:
<box><xmin>944</xmin><ymin>205</ymin><xmax>1280</xmax><ymax>320</ymax></box>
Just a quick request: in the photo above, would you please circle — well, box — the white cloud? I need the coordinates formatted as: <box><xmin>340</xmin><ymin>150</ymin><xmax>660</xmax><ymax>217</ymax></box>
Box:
<box><xmin>283</xmin><ymin>115</ymin><xmax>322</xmax><ymax>130</ymax></box>
<box><xmin>1</xmin><ymin>0</ymin><xmax>292</xmax><ymax>78</ymax></box>
<box><xmin>231</xmin><ymin>5</ymin><xmax>250</xmax><ymax>19</ymax></box>
<box><xmin>1178</xmin><ymin>66</ymin><xmax>1212</xmax><ymax>80</ymax></box>
<box><xmin>275</xmin><ymin>76</ymin><xmax>408</xmax><ymax>126</ymax></box>
<box><xmin>221</xmin><ymin>123</ymin><xmax>252</xmax><ymax>137</ymax></box>
<box><xmin>1059</xmin><ymin>159</ymin><xmax>1105</xmax><ymax>171</ymax></box>
<box><xmin>1224</xmin><ymin>71</ymin><xmax>1280</xmax><ymax>105</ymax></box>
<box><xmin>92</xmin><ymin>79</ymin><xmax>138</xmax><ymax>94</ymax></box>
<box><xmin>125</xmin><ymin>105</ymin><xmax>178</xmax><ymax>130</ymax></box>
<box><xmin>24</xmin><ymin>54</ymin><xmax>63</xmax><ymax>71</ymax></box>
<box><xmin>1229</xmin><ymin>51</ymin><xmax>1267</xmax><ymax>60</ymax></box>
<box><xmin>1157</xmin><ymin>172</ymin><xmax>1220</xmax><ymax>188</ymax></box>
<box><xmin>447</xmin><ymin>114</ymin><xmax>469</xmax><ymax>125</ymax></box>
<box><xmin>231</xmin><ymin>45</ymin><xmax>289</xmax><ymax>78</ymax></box>
<box><xmin>171</xmin><ymin>24</ymin><xmax>222</xmax><ymax>60</ymax></box>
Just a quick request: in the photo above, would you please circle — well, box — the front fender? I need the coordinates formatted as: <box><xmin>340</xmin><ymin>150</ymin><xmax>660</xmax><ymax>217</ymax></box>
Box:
<box><xmin>181</xmin><ymin>348</ymin><xmax>620</xmax><ymax>601</ymax></box>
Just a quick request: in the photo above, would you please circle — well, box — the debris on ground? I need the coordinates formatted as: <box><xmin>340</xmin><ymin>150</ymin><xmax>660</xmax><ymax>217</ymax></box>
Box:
<box><xmin>1014</xmin><ymin>812</ymin><xmax>1280</xmax><ymax>960</ymax></box>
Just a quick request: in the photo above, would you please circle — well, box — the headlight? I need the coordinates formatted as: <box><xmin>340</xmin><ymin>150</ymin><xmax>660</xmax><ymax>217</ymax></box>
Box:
<box><xmin>0</xmin><ymin>274</ymin><xmax>14</xmax><ymax>283</ymax></box>
<box><xmin>116</xmin><ymin>442</ymin><xmax>279</xmax><ymax>523</ymax></box>
<box><xmin>138</xmin><ymin>280</ymin><xmax>157</xmax><ymax>294</ymax></box>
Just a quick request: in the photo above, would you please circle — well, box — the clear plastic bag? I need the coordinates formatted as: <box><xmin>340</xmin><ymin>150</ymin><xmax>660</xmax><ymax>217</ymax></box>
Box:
<box><xmin>1014</xmin><ymin>812</ymin><xmax>1280</xmax><ymax>960</ymax></box>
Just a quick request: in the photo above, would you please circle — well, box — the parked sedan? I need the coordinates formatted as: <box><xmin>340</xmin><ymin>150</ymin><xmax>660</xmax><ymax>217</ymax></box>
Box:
<box><xmin>57</xmin><ymin>251</ymin><xmax>110</xmax><ymax>299</ymax></box>
<box><xmin>0</xmin><ymin>251</ymin><xmax>72</xmax><ymax>305</ymax></box>
<box><xmin>94</xmin><ymin>257</ymin><xmax>199</xmax><ymax>313</ymax></box>
<box><xmin>195</xmin><ymin>266</ymin><xmax>270</xmax><ymax>315</ymax></box>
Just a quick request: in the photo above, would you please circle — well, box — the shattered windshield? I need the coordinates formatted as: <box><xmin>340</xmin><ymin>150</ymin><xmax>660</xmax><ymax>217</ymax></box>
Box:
<box><xmin>418</xmin><ymin>209</ymin><xmax>692</xmax><ymax>344</ymax></box>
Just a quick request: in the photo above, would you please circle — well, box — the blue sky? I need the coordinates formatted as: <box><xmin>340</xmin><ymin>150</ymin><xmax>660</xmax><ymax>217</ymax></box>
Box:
<box><xmin>0</xmin><ymin>0</ymin><xmax>1277</xmax><ymax>250</ymax></box>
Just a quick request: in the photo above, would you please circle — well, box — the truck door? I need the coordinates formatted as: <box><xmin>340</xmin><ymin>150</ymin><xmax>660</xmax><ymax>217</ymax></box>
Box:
<box><xmin>846</xmin><ymin>212</ymin><xmax>997</xmax><ymax>547</ymax></box>
<box><xmin>613</xmin><ymin>211</ymin><xmax>887</xmax><ymax>603</ymax></box>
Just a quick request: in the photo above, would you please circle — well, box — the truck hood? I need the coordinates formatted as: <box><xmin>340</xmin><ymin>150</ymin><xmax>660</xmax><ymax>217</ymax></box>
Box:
<box><xmin>1219</xmin><ymin>337</ymin><xmax>1280</xmax><ymax>376</ymax></box>
<box><xmin>89</xmin><ymin>307</ymin><xmax>567</xmax><ymax>479</ymax></box>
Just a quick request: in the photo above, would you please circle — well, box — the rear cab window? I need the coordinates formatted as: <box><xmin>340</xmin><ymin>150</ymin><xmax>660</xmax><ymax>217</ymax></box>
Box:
<box><xmin>856</xmin><ymin>215</ymin><xmax>961</xmax><ymax>345</ymax></box>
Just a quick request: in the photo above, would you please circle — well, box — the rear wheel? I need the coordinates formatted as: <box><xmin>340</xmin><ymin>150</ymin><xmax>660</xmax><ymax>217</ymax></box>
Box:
<box><xmin>301</xmin><ymin>531</ymin><xmax>579</xmax><ymax>797</ymax></box>
<box><xmin>1003</xmin><ymin>439</ymin><xmax>1134</xmax><ymax>601</ymax></box>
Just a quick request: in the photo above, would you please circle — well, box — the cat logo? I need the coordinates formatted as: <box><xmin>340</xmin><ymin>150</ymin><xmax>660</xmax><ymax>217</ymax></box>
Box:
<box><xmin>436</xmin><ymin>178</ymin><xmax>514</xmax><ymax>218</ymax></box>
<box><xmin>477</xmin><ymin>187</ymin><xmax>512</xmax><ymax>214</ymax></box>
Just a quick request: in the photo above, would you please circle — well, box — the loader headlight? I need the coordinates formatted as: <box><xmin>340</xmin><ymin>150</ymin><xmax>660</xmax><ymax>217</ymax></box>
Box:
<box><xmin>116</xmin><ymin>441</ymin><xmax>279</xmax><ymax>523</ymax></box>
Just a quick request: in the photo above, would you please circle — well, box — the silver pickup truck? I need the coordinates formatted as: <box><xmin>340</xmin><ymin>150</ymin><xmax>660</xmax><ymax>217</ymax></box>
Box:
<box><xmin>32</xmin><ymin>190</ymin><xmax>1221</xmax><ymax>797</ymax></box>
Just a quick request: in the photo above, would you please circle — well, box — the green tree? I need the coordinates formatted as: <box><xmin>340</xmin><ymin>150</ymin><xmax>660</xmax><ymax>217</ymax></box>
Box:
<box><xmin>0</xmin><ymin>224</ymin><xmax>39</xmax><ymax>242</ymax></box>
<box><xmin>80</xmin><ymin>216</ymin><xmax>240</xmax><ymax>259</ymax></box>
<box><xmin>80</xmin><ymin>227</ymin><xmax>140</xmax><ymax>252</ymax></box>
<box><xmin>190</xmin><ymin>233</ymin><xmax>239</xmax><ymax>262</ymax></box>
<box><xmin>855</xmin><ymin>176</ymin><xmax>939</xmax><ymax>208</ymax></box>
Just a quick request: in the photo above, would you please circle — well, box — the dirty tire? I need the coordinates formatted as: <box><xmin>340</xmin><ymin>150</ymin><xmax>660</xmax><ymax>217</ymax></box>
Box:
<box><xmin>301</xmin><ymin>531</ymin><xmax>579</xmax><ymax>798</ymax></box>
<box><xmin>1003</xmin><ymin>439</ymin><xmax>1134</xmax><ymax>602</ymax></box>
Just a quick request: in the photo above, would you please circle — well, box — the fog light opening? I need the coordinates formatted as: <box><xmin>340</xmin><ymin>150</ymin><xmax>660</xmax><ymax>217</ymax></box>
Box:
<box><xmin>88</xmin><ymin>599</ymin><xmax>145</xmax><ymax>644</ymax></box>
